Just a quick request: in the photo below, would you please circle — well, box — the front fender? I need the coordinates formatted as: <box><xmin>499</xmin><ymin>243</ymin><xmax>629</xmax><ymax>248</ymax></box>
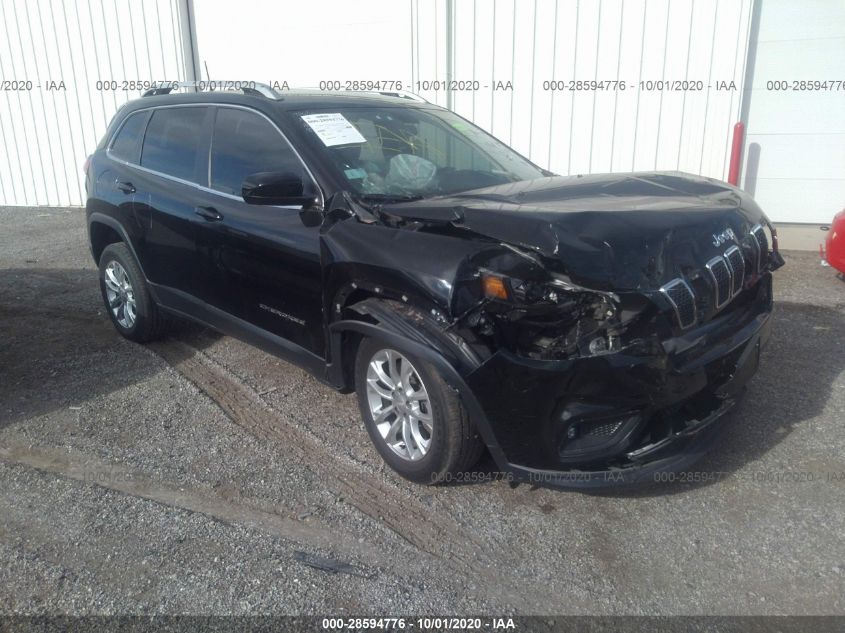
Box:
<box><xmin>326</xmin><ymin>301</ymin><xmax>509</xmax><ymax>471</ymax></box>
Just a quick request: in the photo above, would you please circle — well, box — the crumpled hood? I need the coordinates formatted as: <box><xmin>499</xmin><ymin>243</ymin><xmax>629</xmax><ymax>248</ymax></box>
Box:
<box><xmin>381</xmin><ymin>171</ymin><xmax>769</xmax><ymax>291</ymax></box>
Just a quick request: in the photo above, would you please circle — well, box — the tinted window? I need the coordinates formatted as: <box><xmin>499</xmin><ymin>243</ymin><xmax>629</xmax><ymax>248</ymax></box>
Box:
<box><xmin>141</xmin><ymin>107</ymin><xmax>207</xmax><ymax>182</ymax></box>
<box><xmin>110</xmin><ymin>111</ymin><xmax>147</xmax><ymax>163</ymax></box>
<box><xmin>210</xmin><ymin>108</ymin><xmax>304</xmax><ymax>195</ymax></box>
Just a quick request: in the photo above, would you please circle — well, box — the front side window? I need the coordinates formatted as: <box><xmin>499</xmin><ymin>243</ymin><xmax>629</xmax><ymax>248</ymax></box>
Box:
<box><xmin>295</xmin><ymin>106</ymin><xmax>545</xmax><ymax>199</ymax></box>
<box><xmin>140</xmin><ymin>107</ymin><xmax>207</xmax><ymax>182</ymax></box>
<box><xmin>110</xmin><ymin>111</ymin><xmax>147</xmax><ymax>163</ymax></box>
<box><xmin>210</xmin><ymin>107</ymin><xmax>305</xmax><ymax>196</ymax></box>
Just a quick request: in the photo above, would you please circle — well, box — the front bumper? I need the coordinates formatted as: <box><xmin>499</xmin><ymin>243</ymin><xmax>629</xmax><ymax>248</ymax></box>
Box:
<box><xmin>463</xmin><ymin>274</ymin><xmax>774</xmax><ymax>488</ymax></box>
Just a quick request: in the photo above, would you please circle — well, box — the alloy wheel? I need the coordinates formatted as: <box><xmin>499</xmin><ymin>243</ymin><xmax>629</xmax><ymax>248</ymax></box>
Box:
<box><xmin>103</xmin><ymin>260</ymin><xmax>137</xmax><ymax>329</ymax></box>
<box><xmin>365</xmin><ymin>349</ymin><xmax>433</xmax><ymax>461</ymax></box>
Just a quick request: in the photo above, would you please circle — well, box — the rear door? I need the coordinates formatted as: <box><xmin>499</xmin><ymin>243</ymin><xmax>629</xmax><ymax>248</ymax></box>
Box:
<box><xmin>190</xmin><ymin>106</ymin><xmax>326</xmax><ymax>356</ymax></box>
<box><xmin>95</xmin><ymin>110</ymin><xmax>150</xmax><ymax>237</ymax></box>
<box><xmin>132</xmin><ymin>105</ymin><xmax>212</xmax><ymax>298</ymax></box>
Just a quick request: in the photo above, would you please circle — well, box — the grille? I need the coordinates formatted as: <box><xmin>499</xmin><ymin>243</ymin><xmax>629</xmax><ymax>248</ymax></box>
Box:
<box><xmin>751</xmin><ymin>224</ymin><xmax>768</xmax><ymax>273</ymax></box>
<box><xmin>658</xmin><ymin>225</ymin><xmax>769</xmax><ymax>329</ymax></box>
<box><xmin>705</xmin><ymin>257</ymin><xmax>732</xmax><ymax>308</ymax></box>
<box><xmin>584</xmin><ymin>420</ymin><xmax>624</xmax><ymax>438</ymax></box>
<box><xmin>660</xmin><ymin>279</ymin><xmax>697</xmax><ymax>329</ymax></box>
<box><xmin>724</xmin><ymin>245</ymin><xmax>745</xmax><ymax>294</ymax></box>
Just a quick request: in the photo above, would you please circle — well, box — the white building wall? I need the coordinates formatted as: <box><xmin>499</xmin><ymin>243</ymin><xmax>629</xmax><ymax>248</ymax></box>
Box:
<box><xmin>0</xmin><ymin>0</ymin><xmax>190</xmax><ymax>206</ymax></box>
<box><xmin>412</xmin><ymin>0</ymin><xmax>753</xmax><ymax>180</ymax></box>
<box><xmin>194</xmin><ymin>0</ymin><xmax>752</xmax><ymax>180</ymax></box>
<box><xmin>191</xmin><ymin>0</ymin><xmax>414</xmax><ymax>88</ymax></box>
<box><xmin>740</xmin><ymin>0</ymin><xmax>845</xmax><ymax>224</ymax></box>
<box><xmin>0</xmin><ymin>0</ymin><xmax>762</xmax><ymax>210</ymax></box>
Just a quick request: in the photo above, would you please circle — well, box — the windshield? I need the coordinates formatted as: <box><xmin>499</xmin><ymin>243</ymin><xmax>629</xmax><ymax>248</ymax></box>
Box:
<box><xmin>295</xmin><ymin>107</ymin><xmax>546</xmax><ymax>199</ymax></box>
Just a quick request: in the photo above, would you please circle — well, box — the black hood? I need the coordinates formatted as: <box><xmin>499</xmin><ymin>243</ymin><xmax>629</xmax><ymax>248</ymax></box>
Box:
<box><xmin>380</xmin><ymin>172</ymin><xmax>769</xmax><ymax>291</ymax></box>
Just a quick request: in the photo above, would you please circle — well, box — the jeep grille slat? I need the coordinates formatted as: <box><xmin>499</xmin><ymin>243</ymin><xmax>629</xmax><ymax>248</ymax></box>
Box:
<box><xmin>705</xmin><ymin>256</ymin><xmax>732</xmax><ymax>309</ymax></box>
<box><xmin>660</xmin><ymin>279</ymin><xmax>697</xmax><ymax>329</ymax></box>
<box><xmin>724</xmin><ymin>245</ymin><xmax>745</xmax><ymax>295</ymax></box>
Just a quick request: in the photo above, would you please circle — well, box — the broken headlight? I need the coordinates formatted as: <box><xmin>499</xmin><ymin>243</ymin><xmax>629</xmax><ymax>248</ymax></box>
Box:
<box><xmin>473</xmin><ymin>272</ymin><xmax>628</xmax><ymax>359</ymax></box>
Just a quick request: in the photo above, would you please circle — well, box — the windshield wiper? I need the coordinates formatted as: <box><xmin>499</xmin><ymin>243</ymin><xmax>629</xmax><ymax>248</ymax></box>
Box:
<box><xmin>358</xmin><ymin>193</ymin><xmax>425</xmax><ymax>204</ymax></box>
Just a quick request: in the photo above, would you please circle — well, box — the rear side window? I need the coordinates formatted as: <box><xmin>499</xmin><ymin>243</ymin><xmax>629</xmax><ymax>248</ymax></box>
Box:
<box><xmin>110</xmin><ymin>112</ymin><xmax>147</xmax><ymax>163</ymax></box>
<box><xmin>141</xmin><ymin>107</ymin><xmax>207</xmax><ymax>182</ymax></box>
<box><xmin>210</xmin><ymin>107</ymin><xmax>305</xmax><ymax>195</ymax></box>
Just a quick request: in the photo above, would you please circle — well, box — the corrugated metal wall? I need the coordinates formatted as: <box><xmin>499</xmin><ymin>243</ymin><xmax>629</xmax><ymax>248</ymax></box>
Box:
<box><xmin>411</xmin><ymin>0</ymin><xmax>754</xmax><ymax>181</ymax></box>
<box><xmin>0</xmin><ymin>0</ymin><xmax>190</xmax><ymax>206</ymax></box>
<box><xmin>1</xmin><ymin>0</ymin><xmax>753</xmax><ymax>207</ymax></box>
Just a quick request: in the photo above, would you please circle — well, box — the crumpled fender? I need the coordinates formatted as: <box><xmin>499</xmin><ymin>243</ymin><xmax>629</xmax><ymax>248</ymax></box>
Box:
<box><xmin>326</xmin><ymin>299</ymin><xmax>509</xmax><ymax>467</ymax></box>
<box><xmin>330</xmin><ymin>298</ymin><xmax>482</xmax><ymax>376</ymax></box>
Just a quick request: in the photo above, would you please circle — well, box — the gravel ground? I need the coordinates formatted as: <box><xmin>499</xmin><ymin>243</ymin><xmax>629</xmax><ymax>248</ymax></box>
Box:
<box><xmin>0</xmin><ymin>206</ymin><xmax>843</xmax><ymax>616</ymax></box>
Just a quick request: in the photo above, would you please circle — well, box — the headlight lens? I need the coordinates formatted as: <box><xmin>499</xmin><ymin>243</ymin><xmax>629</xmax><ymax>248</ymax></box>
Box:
<box><xmin>480</xmin><ymin>273</ymin><xmax>509</xmax><ymax>300</ymax></box>
<box><xmin>480</xmin><ymin>271</ymin><xmax>571</xmax><ymax>306</ymax></box>
<box><xmin>480</xmin><ymin>271</ymin><xmax>615</xmax><ymax>313</ymax></box>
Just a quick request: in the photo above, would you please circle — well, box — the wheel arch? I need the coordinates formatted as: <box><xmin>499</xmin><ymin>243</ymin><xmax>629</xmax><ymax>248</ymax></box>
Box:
<box><xmin>327</xmin><ymin>295</ymin><xmax>480</xmax><ymax>388</ymax></box>
<box><xmin>324</xmin><ymin>278</ymin><xmax>449</xmax><ymax>390</ymax></box>
<box><xmin>89</xmin><ymin>219</ymin><xmax>123</xmax><ymax>265</ymax></box>
<box><xmin>87</xmin><ymin>213</ymin><xmax>149</xmax><ymax>280</ymax></box>
<box><xmin>325</xmin><ymin>298</ymin><xmax>507</xmax><ymax>468</ymax></box>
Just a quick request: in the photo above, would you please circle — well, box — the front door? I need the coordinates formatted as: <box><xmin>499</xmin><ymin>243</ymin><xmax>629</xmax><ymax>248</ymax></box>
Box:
<box><xmin>192</xmin><ymin>106</ymin><xmax>325</xmax><ymax>356</ymax></box>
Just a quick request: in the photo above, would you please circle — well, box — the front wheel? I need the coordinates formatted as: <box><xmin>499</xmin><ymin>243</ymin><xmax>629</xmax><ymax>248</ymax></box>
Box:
<box><xmin>354</xmin><ymin>337</ymin><xmax>484</xmax><ymax>484</ymax></box>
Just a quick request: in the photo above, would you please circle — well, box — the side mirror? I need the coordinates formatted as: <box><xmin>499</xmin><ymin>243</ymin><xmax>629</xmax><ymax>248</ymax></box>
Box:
<box><xmin>241</xmin><ymin>171</ymin><xmax>319</xmax><ymax>208</ymax></box>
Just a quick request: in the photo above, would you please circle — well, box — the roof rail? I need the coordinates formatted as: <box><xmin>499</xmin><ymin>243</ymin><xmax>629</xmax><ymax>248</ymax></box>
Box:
<box><xmin>373</xmin><ymin>90</ymin><xmax>429</xmax><ymax>103</ymax></box>
<box><xmin>141</xmin><ymin>81</ymin><xmax>284</xmax><ymax>100</ymax></box>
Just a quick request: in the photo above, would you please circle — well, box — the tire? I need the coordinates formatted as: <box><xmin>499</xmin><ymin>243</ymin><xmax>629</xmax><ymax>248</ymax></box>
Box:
<box><xmin>98</xmin><ymin>242</ymin><xmax>167</xmax><ymax>343</ymax></box>
<box><xmin>354</xmin><ymin>336</ymin><xmax>484</xmax><ymax>484</ymax></box>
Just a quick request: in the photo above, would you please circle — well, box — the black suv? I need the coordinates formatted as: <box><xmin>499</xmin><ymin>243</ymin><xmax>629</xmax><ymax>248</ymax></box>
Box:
<box><xmin>86</xmin><ymin>83</ymin><xmax>783</xmax><ymax>488</ymax></box>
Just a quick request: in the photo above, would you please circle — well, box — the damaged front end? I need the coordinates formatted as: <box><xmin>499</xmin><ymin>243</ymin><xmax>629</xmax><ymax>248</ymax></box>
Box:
<box><xmin>324</xmin><ymin>173</ymin><xmax>784</xmax><ymax>487</ymax></box>
<box><xmin>436</xmin><ymin>230</ymin><xmax>776</xmax><ymax>485</ymax></box>
<box><xmin>462</xmin><ymin>271</ymin><xmax>775</xmax><ymax>486</ymax></box>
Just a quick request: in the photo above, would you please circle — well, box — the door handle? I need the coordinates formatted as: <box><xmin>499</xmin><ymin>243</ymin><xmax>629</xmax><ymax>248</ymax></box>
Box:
<box><xmin>194</xmin><ymin>206</ymin><xmax>223</xmax><ymax>221</ymax></box>
<box><xmin>116</xmin><ymin>180</ymin><xmax>135</xmax><ymax>194</ymax></box>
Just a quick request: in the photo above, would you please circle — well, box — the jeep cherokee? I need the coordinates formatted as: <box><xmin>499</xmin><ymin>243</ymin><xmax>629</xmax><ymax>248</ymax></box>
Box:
<box><xmin>85</xmin><ymin>82</ymin><xmax>783</xmax><ymax>488</ymax></box>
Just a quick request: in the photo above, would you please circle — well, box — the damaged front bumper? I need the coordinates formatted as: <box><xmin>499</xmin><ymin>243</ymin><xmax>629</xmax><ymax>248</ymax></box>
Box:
<box><xmin>462</xmin><ymin>273</ymin><xmax>774</xmax><ymax>489</ymax></box>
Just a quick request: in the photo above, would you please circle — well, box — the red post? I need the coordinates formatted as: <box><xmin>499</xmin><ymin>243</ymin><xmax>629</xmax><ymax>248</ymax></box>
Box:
<box><xmin>727</xmin><ymin>122</ymin><xmax>744</xmax><ymax>186</ymax></box>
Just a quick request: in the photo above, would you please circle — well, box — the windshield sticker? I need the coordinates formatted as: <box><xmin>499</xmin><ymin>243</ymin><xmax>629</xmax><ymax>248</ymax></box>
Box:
<box><xmin>301</xmin><ymin>113</ymin><xmax>366</xmax><ymax>147</ymax></box>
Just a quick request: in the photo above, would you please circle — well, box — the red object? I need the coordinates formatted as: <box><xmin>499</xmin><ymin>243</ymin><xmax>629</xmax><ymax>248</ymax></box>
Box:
<box><xmin>727</xmin><ymin>122</ymin><xmax>744</xmax><ymax>186</ymax></box>
<box><xmin>825</xmin><ymin>208</ymin><xmax>845</xmax><ymax>274</ymax></box>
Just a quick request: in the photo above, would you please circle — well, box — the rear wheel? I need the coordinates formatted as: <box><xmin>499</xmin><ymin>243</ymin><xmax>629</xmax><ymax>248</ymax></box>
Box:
<box><xmin>98</xmin><ymin>242</ymin><xmax>167</xmax><ymax>342</ymax></box>
<box><xmin>354</xmin><ymin>336</ymin><xmax>483</xmax><ymax>484</ymax></box>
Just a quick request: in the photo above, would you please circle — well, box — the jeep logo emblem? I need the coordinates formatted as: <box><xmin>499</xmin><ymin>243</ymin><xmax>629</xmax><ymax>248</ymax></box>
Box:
<box><xmin>712</xmin><ymin>227</ymin><xmax>737</xmax><ymax>248</ymax></box>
